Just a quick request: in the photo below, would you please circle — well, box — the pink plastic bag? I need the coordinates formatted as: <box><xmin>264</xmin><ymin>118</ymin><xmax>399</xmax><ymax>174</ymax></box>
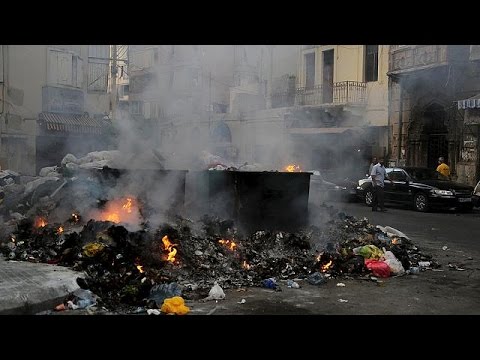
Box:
<box><xmin>365</xmin><ymin>259</ymin><xmax>391</xmax><ymax>278</ymax></box>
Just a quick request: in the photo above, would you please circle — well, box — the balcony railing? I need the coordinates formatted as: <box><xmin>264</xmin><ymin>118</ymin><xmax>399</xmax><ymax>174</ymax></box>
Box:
<box><xmin>271</xmin><ymin>91</ymin><xmax>296</xmax><ymax>108</ymax></box>
<box><xmin>295</xmin><ymin>81</ymin><xmax>367</xmax><ymax>106</ymax></box>
<box><xmin>390</xmin><ymin>45</ymin><xmax>448</xmax><ymax>73</ymax></box>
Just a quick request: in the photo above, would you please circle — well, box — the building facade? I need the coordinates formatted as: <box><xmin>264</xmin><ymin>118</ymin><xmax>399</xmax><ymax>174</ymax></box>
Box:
<box><xmin>388</xmin><ymin>45</ymin><xmax>480</xmax><ymax>185</ymax></box>
<box><xmin>0</xmin><ymin>45</ymin><xmax>113</xmax><ymax>175</ymax></box>
<box><xmin>274</xmin><ymin>45</ymin><xmax>390</xmax><ymax>178</ymax></box>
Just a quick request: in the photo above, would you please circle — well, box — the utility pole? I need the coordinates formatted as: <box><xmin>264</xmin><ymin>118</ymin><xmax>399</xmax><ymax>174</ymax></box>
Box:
<box><xmin>111</xmin><ymin>45</ymin><xmax>117</xmax><ymax>122</ymax></box>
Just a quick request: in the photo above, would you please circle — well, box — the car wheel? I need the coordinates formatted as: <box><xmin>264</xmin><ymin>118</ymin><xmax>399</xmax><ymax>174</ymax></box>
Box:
<box><xmin>365</xmin><ymin>188</ymin><xmax>373</xmax><ymax>206</ymax></box>
<box><xmin>413</xmin><ymin>192</ymin><xmax>429</xmax><ymax>212</ymax></box>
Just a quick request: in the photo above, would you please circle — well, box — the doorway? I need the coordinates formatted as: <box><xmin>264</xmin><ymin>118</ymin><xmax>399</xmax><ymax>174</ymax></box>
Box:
<box><xmin>322</xmin><ymin>50</ymin><xmax>334</xmax><ymax>103</ymax></box>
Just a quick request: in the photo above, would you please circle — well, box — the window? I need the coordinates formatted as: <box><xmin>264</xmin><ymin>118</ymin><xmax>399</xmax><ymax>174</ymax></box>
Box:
<box><xmin>130</xmin><ymin>101</ymin><xmax>143</xmax><ymax>115</ymax></box>
<box><xmin>389</xmin><ymin>170</ymin><xmax>407</xmax><ymax>181</ymax></box>
<box><xmin>47</xmin><ymin>48</ymin><xmax>83</xmax><ymax>88</ymax></box>
<box><xmin>88</xmin><ymin>45</ymin><xmax>109</xmax><ymax>92</ymax></box>
<box><xmin>365</xmin><ymin>45</ymin><xmax>379</xmax><ymax>82</ymax></box>
<box><xmin>304</xmin><ymin>52</ymin><xmax>315</xmax><ymax>89</ymax></box>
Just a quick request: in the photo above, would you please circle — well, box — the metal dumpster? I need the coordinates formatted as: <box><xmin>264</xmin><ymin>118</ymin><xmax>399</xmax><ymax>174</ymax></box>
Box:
<box><xmin>191</xmin><ymin>170</ymin><xmax>311</xmax><ymax>232</ymax></box>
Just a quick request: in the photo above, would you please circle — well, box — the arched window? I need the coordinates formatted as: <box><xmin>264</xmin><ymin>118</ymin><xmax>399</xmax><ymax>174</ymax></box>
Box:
<box><xmin>211</xmin><ymin>122</ymin><xmax>232</xmax><ymax>143</ymax></box>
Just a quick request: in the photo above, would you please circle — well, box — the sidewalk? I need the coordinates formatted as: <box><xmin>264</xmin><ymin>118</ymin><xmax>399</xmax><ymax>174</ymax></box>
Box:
<box><xmin>0</xmin><ymin>256</ymin><xmax>80</xmax><ymax>314</ymax></box>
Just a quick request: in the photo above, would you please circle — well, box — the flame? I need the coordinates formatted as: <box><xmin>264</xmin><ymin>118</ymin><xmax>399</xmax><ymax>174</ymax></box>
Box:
<box><xmin>316</xmin><ymin>254</ymin><xmax>322</xmax><ymax>262</ymax></box>
<box><xmin>284</xmin><ymin>164</ymin><xmax>301</xmax><ymax>172</ymax></box>
<box><xmin>136</xmin><ymin>265</ymin><xmax>144</xmax><ymax>273</ymax></box>
<box><xmin>243</xmin><ymin>261</ymin><xmax>251</xmax><ymax>270</ymax></box>
<box><xmin>57</xmin><ymin>226</ymin><xmax>64</xmax><ymax>234</ymax></box>
<box><xmin>219</xmin><ymin>239</ymin><xmax>237</xmax><ymax>251</ymax></box>
<box><xmin>71</xmin><ymin>213</ymin><xmax>80</xmax><ymax>223</ymax></box>
<box><xmin>321</xmin><ymin>260</ymin><xmax>333</xmax><ymax>272</ymax></box>
<box><xmin>34</xmin><ymin>216</ymin><xmax>48</xmax><ymax>228</ymax></box>
<box><xmin>162</xmin><ymin>235</ymin><xmax>177</xmax><ymax>263</ymax></box>
<box><xmin>122</xmin><ymin>198</ymin><xmax>133</xmax><ymax>213</ymax></box>
<box><xmin>89</xmin><ymin>197</ymin><xmax>141</xmax><ymax>225</ymax></box>
<box><xmin>391</xmin><ymin>238</ymin><xmax>399</xmax><ymax>245</ymax></box>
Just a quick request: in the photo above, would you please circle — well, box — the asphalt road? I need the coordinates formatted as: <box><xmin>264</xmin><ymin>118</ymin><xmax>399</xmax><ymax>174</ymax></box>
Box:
<box><xmin>331</xmin><ymin>200</ymin><xmax>480</xmax><ymax>254</ymax></box>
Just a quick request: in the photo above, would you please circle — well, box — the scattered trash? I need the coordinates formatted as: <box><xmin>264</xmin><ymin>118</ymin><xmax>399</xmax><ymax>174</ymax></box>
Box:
<box><xmin>383</xmin><ymin>248</ymin><xmax>405</xmax><ymax>275</ymax></box>
<box><xmin>338</xmin><ymin>299</ymin><xmax>349</xmax><ymax>303</ymax></box>
<box><xmin>147</xmin><ymin>309</ymin><xmax>161</xmax><ymax>315</ymax></box>
<box><xmin>194</xmin><ymin>250</ymin><xmax>203</xmax><ymax>256</ymax></box>
<box><xmin>307</xmin><ymin>272</ymin><xmax>327</xmax><ymax>285</ymax></box>
<box><xmin>65</xmin><ymin>289</ymin><xmax>97</xmax><ymax>310</ymax></box>
<box><xmin>160</xmin><ymin>296</ymin><xmax>190</xmax><ymax>315</ymax></box>
<box><xmin>54</xmin><ymin>303</ymin><xmax>66</xmax><ymax>311</ymax></box>
<box><xmin>287</xmin><ymin>279</ymin><xmax>300</xmax><ymax>288</ymax></box>
<box><xmin>203</xmin><ymin>282</ymin><xmax>226</xmax><ymax>301</ymax></box>
<box><xmin>336</xmin><ymin>283</ymin><xmax>346</xmax><ymax>287</ymax></box>
<box><xmin>356</xmin><ymin>245</ymin><xmax>384</xmax><ymax>260</ymax></box>
<box><xmin>409</xmin><ymin>266</ymin><xmax>420</xmax><ymax>275</ymax></box>
<box><xmin>365</xmin><ymin>259</ymin><xmax>391</xmax><ymax>278</ymax></box>
<box><xmin>238</xmin><ymin>299</ymin><xmax>246</xmax><ymax>304</ymax></box>
<box><xmin>418</xmin><ymin>261</ymin><xmax>431</xmax><ymax>268</ymax></box>
<box><xmin>149</xmin><ymin>283</ymin><xmax>182</xmax><ymax>308</ymax></box>
<box><xmin>262</xmin><ymin>278</ymin><xmax>279</xmax><ymax>290</ymax></box>
<box><xmin>448</xmin><ymin>263</ymin><xmax>466</xmax><ymax>271</ymax></box>
<box><xmin>442</xmin><ymin>246</ymin><xmax>448</xmax><ymax>251</ymax></box>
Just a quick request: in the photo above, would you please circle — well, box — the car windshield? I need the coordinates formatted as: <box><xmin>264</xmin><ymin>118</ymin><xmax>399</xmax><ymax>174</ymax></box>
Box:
<box><xmin>406</xmin><ymin>168</ymin><xmax>449</xmax><ymax>181</ymax></box>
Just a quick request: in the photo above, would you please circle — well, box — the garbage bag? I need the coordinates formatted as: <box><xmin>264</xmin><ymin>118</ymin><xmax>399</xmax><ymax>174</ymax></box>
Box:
<box><xmin>67</xmin><ymin>289</ymin><xmax>97</xmax><ymax>310</ymax></box>
<box><xmin>307</xmin><ymin>272</ymin><xmax>327</xmax><ymax>285</ymax></box>
<box><xmin>382</xmin><ymin>248</ymin><xmax>405</xmax><ymax>275</ymax></box>
<box><xmin>356</xmin><ymin>245</ymin><xmax>383</xmax><ymax>259</ymax></box>
<box><xmin>161</xmin><ymin>296</ymin><xmax>190</xmax><ymax>315</ymax></box>
<box><xmin>365</xmin><ymin>259</ymin><xmax>391</xmax><ymax>278</ymax></box>
<box><xmin>149</xmin><ymin>282</ymin><xmax>182</xmax><ymax>307</ymax></box>
<box><xmin>204</xmin><ymin>282</ymin><xmax>226</xmax><ymax>301</ymax></box>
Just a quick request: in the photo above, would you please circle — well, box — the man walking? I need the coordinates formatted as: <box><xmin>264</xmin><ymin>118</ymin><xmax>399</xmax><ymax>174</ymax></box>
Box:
<box><xmin>371</xmin><ymin>158</ymin><xmax>389</xmax><ymax>212</ymax></box>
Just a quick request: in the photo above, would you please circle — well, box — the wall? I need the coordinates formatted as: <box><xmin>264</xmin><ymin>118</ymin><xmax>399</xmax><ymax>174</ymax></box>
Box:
<box><xmin>0</xmin><ymin>45</ymin><xmax>111</xmax><ymax>174</ymax></box>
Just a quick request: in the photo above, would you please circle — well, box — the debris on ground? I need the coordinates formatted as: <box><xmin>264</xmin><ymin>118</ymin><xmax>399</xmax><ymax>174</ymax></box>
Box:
<box><xmin>161</xmin><ymin>296</ymin><xmax>190</xmax><ymax>315</ymax></box>
<box><xmin>0</xmin><ymin>166</ymin><xmax>441</xmax><ymax>314</ymax></box>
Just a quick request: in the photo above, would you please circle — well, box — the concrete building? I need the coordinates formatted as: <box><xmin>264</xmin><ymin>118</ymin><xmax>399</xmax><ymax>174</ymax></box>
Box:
<box><xmin>0</xmin><ymin>45</ymin><xmax>113</xmax><ymax>175</ymax></box>
<box><xmin>387</xmin><ymin>45</ymin><xmax>480</xmax><ymax>185</ymax></box>
<box><xmin>237</xmin><ymin>45</ymin><xmax>389</xmax><ymax>178</ymax></box>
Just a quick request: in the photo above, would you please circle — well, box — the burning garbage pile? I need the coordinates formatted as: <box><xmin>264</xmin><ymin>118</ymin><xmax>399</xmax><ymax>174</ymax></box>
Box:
<box><xmin>0</xmin><ymin>202</ymin><xmax>439</xmax><ymax>314</ymax></box>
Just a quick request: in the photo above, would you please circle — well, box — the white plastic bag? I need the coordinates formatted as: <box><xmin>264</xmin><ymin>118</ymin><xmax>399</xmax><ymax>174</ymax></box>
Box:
<box><xmin>382</xmin><ymin>247</ymin><xmax>405</xmax><ymax>275</ymax></box>
<box><xmin>203</xmin><ymin>281</ymin><xmax>226</xmax><ymax>301</ymax></box>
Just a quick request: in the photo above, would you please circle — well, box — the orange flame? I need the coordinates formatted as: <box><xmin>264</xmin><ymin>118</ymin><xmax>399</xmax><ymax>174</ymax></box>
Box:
<box><xmin>243</xmin><ymin>261</ymin><xmax>251</xmax><ymax>270</ymax></box>
<box><xmin>136</xmin><ymin>265</ymin><xmax>144</xmax><ymax>273</ymax></box>
<box><xmin>89</xmin><ymin>197</ymin><xmax>141</xmax><ymax>225</ymax></box>
<box><xmin>284</xmin><ymin>164</ymin><xmax>301</xmax><ymax>172</ymax></box>
<box><xmin>34</xmin><ymin>216</ymin><xmax>48</xmax><ymax>228</ymax></box>
<box><xmin>391</xmin><ymin>238</ymin><xmax>399</xmax><ymax>245</ymax></box>
<box><xmin>57</xmin><ymin>226</ymin><xmax>64</xmax><ymax>234</ymax></box>
<box><xmin>122</xmin><ymin>198</ymin><xmax>133</xmax><ymax>213</ymax></box>
<box><xmin>321</xmin><ymin>260</ymin><xmax>333</xmax><ymax>272</ymax></box>
<box><xmin>219</xmin><ymin>239</ymin><xmax>237</xmax><ymax>251</ymax></box>
<box><xmin>162</xmin><ymin>235</ymin><xmax>177</xmax><ymax>263</ymax></box>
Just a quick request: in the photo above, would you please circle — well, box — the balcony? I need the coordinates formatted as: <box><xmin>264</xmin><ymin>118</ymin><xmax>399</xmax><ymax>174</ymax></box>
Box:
<box><xmin>389</xmin><ymin>45</ymin><xmax>448</xmax><ymax>74</ymax></box>
<box><xmin>295</xmin><ymin>81</ymin><xmax>367</xmax><ymax>106</ymax></box>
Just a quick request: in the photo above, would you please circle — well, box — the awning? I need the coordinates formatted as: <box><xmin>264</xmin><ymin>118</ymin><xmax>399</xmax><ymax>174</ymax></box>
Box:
<box><xmin>39</xmin><ymin>112</ymin><xmax>112</xmax><ymax>135</ymax></box>
<box><xmin>288</xmin><ymin>127</ymin><xmax>365</xmax><ymax>135</ymax></box>
<box><xmin>457</xmin><ymin>94</ymin><xmax>480</xmax><ymax>110</ymax></box>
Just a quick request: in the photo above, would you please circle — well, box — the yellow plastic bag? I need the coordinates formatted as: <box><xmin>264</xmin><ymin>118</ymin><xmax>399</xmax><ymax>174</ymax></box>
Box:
<box><xmin>82</xmin><ymin>242</ymin><xmax>105</xmax><ymax>257</ymax></box>
<box><xmin>358</xmin><ymin>245</ymin><xmax>383</xmax><ymax>259</ymax></box>
<box><xmin>161</xmin><ymin>296</ymin><xmax>190</xmax><ymax>315</ymax></box>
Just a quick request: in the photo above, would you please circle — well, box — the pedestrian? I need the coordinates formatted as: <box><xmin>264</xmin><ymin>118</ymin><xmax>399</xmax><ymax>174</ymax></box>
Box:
<box><xmin>368</xmin><ymin>156</ymin><xmax>378</xmax><ymax>177</ymax></box>
<box><xmin>436</xmin><ymin>156</ymin><xmax>450</xmax><ymax>178</ymax></box>
<box><xmin>370</xmin><ymin>158</ymin><xmax>389</xmax><ymax>212</ymax></box>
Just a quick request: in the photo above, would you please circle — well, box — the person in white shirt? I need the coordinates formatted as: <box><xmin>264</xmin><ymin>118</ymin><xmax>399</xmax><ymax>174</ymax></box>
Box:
<box><xmin>370</xmin><ymin>158</ymin><xmax>389</xmax><ymax>212</ymax></box>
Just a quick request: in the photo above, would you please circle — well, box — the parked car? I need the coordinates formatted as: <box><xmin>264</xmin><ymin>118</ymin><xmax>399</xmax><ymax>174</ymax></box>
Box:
<box><xmin>356</xmin><ymin>167</ymin><xmax>474</xmax><ymax>212</ymax></box>
<box><xmin>473</xmin><ymin>180</ymin><xmax>480</xmax><ymax>208</ymax></box>
<box><xmin>308</xmin><ymin>170</ymin><xmax>357</xmax><ymax>202</ymax></box>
